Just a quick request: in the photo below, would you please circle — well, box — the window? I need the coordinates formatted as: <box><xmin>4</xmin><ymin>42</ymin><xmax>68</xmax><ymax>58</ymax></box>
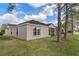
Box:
<box><xmin>33</xmin><ymin>28</ymin><xmax>37</xmax><ymax>35</ymax></box>
<box><xmin>16</xmin><ymin>28</ymin><xmax>18</xmax><ymax>35</ymax></box>
<box><xmin>49</xmin><ymin>28</ymin><xmax>51</xmax><ymax>35</ymax></box>
<box><xmin>49</xmin><ymin>28</ymin><xmax>54</xmax><ymax>36</ymax></box>
<box><xmin>33</xmin><ymin>27</ymin><xmax>40</xmax><ymax>36</ymax></box>
<box><xmin>37</xmin><ymin>29</ymin><xmax>40</xmax><ymax>35</ymax></box>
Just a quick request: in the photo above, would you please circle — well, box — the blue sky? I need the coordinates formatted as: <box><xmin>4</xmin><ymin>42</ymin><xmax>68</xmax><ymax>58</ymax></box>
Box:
<box><xmin>0</xmin><ymin>3</ymin><xmax>58</xmax><ymax>25</ymax></box>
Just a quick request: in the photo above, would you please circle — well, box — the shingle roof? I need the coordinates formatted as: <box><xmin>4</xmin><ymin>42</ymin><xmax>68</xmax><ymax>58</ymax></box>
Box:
<box><xmin>19</xmin><ymin>20</ymin><xmax>48</xmax><ymax>26</ymax></box>
<box><xmin>46</xmin><ymin>23</ymin><xmax>56</xmax><ymax>27</ymax></box>
<box><xmin>6</xmin><ymin>20</ymin><xmax>55</xmax><ymax>27</ymax></box>
<box><xmin>7</xmin><ymin>24</ymin><xmax>17</xmax><ymax>26</ymax></box>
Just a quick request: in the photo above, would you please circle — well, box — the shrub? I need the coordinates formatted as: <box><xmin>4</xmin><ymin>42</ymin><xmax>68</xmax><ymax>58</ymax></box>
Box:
<box><xmin>0</xmin><ymin>29</ymin><xmax>5</xmax><ymax>36</ymax></box>
<box><xmin>68</xmin><ymin>30</ymin><xmax>72</xmax><ymax>33</ymax></box>
<box><xmin>0</xmin><ymin>32</ymin><xmax>3</xmax><ymax>35</ymax></box>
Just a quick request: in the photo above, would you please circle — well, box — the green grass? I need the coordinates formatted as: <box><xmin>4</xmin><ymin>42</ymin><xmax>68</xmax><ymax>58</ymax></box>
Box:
<box><xmin>0</xmin><ymin>35</ymin><xmax>79</xmax><ymax>56</ymax></box>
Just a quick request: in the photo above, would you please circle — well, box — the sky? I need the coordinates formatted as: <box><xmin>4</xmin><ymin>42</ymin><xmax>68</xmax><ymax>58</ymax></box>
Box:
<box><xmin>0</xmin><ymin>3</ymin><xmax>58</xmax><ymax>25</ymax></box>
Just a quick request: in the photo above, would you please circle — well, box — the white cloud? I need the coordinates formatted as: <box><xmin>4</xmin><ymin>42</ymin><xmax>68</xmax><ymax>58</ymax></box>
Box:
<box><xmin>42</xmin><ymin>4</ymin><xmax>57</xmax><ymax>16</ymax></box>
<box><xmin>3</xmin><ymin>14</ymin><xmax>17</xmax><ymax>20</ymax></box>
<box><xmin>12</xmin><ymin>10</ymin><xmax>25</xmax><ymax>19</ymax></box>
<box><xmin>28</xmin><ymin>3</ymin><xmax>46</xmax><ymax>7</ymax></box>
<box><xmin>0</xmin><ymin>13</ymin><xmax>24</xmax><ymax>24</ymax></box>
<box><xmin>12</xmin><ymin>10</ymin><xmax>25</xmax><ymax>16</ymax></box>
<box><xmin>43</xmin><ymin>5</ymin><xmax>53</xmax><ymax>16</ymax></box>
<box><xmin>24</xmin><ymin>13</ymin><xmax>47</xmax><ymax>21</ymax></box>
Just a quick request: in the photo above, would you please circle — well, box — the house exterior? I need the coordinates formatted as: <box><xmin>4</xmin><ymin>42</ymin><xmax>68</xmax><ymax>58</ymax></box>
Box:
<box><xmin>5</xmin><ymin>24</ymin><xmax>17</xmax><ymax>37</ymax></box>
<box><xmin>5</xmin><ymin>20</ymin><xmax>56</xmax><ymax>40</ymax></box>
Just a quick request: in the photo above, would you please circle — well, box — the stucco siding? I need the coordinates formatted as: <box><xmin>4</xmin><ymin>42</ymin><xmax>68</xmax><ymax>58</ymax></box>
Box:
<box><xmin>5</xmin><ymin>28</ymin><xmax>11</xmax><ymax>36</ymax></box>
<box><xmin>4</xmin><ymin>26</ymin><xmax>17</xmax><ymax>37</ymax></box>
<box><xmin>26</xmin><ymin>24</ymin><xmax>50</xmax><ymax>40</ymax></box>
<box><xmin>11</xmin><ymin>27</ymin><xmax>17</xmax><ymax>37</ymax></box>
<box><xmin>18</xmin><ymin>24</ymin><xmax>27</xmax><ymax>40</ymax></box>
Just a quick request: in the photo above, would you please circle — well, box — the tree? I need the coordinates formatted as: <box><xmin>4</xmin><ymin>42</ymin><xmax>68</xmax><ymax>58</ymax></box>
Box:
<box><xmin>7</xmin><ymin>3</ymin><xmax>16</xmax><ymax>12</ymax></box>
<box><xmin>57</xmin><ymin>3</ymin><xmax>61</xmax><ymax>42</ymax></box>
<box><xmin>62</xmin><ymin>4</ymin><xmax>79</xmax><ymax>39</ymax></box>
<box><xmin>68</xmin><ymin>4</ymin><xmax>79</xmax><ymax>35</ymax></box>
<box><xmin>70</xmin><ymin>9</ymin><xmax>74</xmax><ymax>35</ymax></box>
<box><xmin>64</xmin><ymin>3</ymin><xmax>69</xmax><ymax>39</ymax></box>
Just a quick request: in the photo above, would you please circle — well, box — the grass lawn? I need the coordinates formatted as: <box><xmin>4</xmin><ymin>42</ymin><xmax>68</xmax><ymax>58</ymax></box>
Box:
<box><xmin>0</xmin><ymin>35</ymin><xmax>79</xmax><ymax>56</ymax></box>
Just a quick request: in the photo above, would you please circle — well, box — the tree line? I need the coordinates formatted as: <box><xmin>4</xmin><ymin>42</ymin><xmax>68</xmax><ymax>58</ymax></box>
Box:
<box><xmin>57</xmin><ymin>3</ymin><xmax>79</xmax><ymax>42</ymax></box>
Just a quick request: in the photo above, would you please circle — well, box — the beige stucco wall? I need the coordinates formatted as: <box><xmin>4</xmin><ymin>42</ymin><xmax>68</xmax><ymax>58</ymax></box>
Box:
<box><xmin>26</xmin><ymin>23</ymin><xmax>50</xmax><ymax>40</ymax></box>
<box><xmin>5</xmin><ymin>28</ymin><xmax>10</xmax><ymax>36</ymax></box>
<box><xmin>17</xmin><ymin>24</ymin><xmax>27</xmax><ymax>40</ymax></box>
<box><xmin>10</xmin><ymin>23</ymin><xmax>51</xmax><ymax>40</ymax></box>
<box><xmin>11</xmin><ymin>27</ymin><xmax>17</xmax><ymax>37</ymax></box>
<box><xmin>5</xmin><ymin>24</ymin><xmax>27</xmax><ymax>40</ymax></box>
<box><xmin>4</xmin><ymin>26</ymin><xmax>17</xmax><ymax>37</ymax></box>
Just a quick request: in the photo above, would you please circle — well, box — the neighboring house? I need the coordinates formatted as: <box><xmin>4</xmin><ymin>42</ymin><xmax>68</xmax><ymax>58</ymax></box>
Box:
<box><xmin>5</xmin><ymin>20</ymin><xmax>56</xmax><ymax>40</ymax></box>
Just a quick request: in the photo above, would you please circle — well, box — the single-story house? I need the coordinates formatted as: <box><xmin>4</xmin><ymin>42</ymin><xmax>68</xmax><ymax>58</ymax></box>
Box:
<box><xmin>5</xmin><ymin>20</ymin><xmax>56</xmax><ymax>40</ymax></box>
